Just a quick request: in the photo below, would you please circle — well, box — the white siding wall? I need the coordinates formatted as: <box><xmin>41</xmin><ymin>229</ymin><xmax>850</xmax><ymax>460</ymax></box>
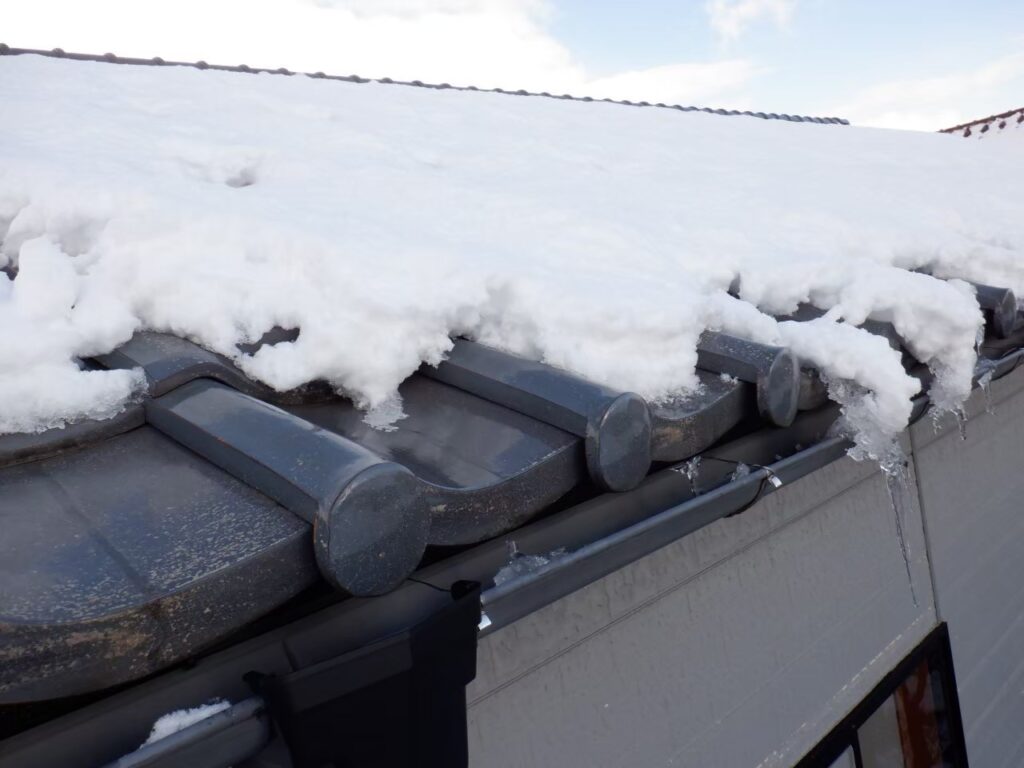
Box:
<box><xmin>911</xmin><ymin>366</ymin><xmax>1024</xmax><ymax>768</ymax></box>
<box><xmin>467</xmin><ymin>441</ymin><xmax>937</xmax><ymax>767</ymax></box>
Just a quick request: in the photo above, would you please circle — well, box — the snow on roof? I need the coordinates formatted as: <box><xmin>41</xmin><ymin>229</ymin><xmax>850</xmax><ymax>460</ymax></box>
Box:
<box><xmin>1</xmin><ymin>49</ymin><xmax>1023</xmax><ymax>462</ymax></box>
<box><xmin>942</xmin><ymin>108</ymin><xmax>1024</xmax><ymax>141</ymax></box>
<box><xmin>0</xmin><ymin>45</ymin><xmax>852</xmax><ymax>126</ymax></box>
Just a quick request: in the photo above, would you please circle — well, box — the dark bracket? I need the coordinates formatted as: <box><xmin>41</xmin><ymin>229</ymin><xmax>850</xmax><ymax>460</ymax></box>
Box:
<box><xmin>696</xmin><ymin>331</ymin><xmax>800</xmax><ymax>427</ymax></box>
<box><xmin>423</xmin><ymin>339</ymin><xmax>652</xmax><ymax>492</ymax></box>
<box><xmin>146</xmin><ymin>380</ymin><xmax>431</xmax><ymax>596</ymax></box>
<box><xmin>253</xmin><ymin>581</ymin><xmax>481</xmax><ymax>768</ymax></box>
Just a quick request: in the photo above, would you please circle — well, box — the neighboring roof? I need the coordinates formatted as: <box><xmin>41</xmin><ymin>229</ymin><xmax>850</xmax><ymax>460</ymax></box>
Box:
<box><xmin>941</xmin><ymin>107</ymin><xmax>1024</xmax><ymax>139</ymax></box>
<box><xmin>0</xmin><ymin>45</ymin><xmax>852</xmax><ymax>125</ymax></box>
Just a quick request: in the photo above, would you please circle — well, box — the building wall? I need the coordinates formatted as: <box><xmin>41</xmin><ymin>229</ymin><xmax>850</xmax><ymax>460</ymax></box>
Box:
<box><xmin>467</xmin><ymin>438</ymin><xmax>937</xmax><ymax>767</ymax></box>
<box><xmin>911</xmin><ymin>365</ymin><xmax>1024</xmax><ymax>768</ymax></box>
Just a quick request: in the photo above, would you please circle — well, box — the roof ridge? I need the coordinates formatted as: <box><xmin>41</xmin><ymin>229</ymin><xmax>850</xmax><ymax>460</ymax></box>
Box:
<box><xmin>0</xmin><ymin>44</ymin><xmax>850</xmax><ymax>126</ymax></box>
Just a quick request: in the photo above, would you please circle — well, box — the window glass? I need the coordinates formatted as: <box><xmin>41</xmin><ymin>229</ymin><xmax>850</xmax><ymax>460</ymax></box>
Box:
<box><xmin>860</xmin><ymin>694</ymin><xmax>904</xmax><ymax>768</ymax></box>
<box><xmin>859</xmin><ymin>657</ymin><xmax>951</xmax><ymax>768</ymax></box>
<box><xmin>892</xmin><ymin>659</ymin><xmax>945</xmax><ymax>768</ymax></box>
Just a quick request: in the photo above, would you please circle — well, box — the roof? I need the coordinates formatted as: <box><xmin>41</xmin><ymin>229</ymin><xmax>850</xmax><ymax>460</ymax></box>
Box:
<box><xmin>1</xmin><ymin>45</ymin><xmax>1024</xmax><ymax>704</ymax></box>
<box><xmin>0</xmin><ymin>45</ymin><xmax>851</xmax><ymax>126</ymax></box>
<box><xmin>2</xmin><ymin>295</ymin><xmax>1022</xmax><ymax>703</ymax></box>
<box><xmin>941</xmin><ymin>107</ymin><xmax>1024</xmax><ymax>139</ymax></box>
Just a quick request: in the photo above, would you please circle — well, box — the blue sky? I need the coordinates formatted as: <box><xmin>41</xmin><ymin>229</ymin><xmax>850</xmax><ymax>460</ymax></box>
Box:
<box><xmin>6</xmin><ymin>0</ymin><xmax>1024</xmax><ymax>129</ymax></box>
<box><xmin>548</xmin><ymin>0</ymin><xmax>1024</xmax><ymax>124</ymax></box>
<box><xmin>553</xmin><ymin>1</ymin><xmax>1024</xmax><ymax>78</ymax></box>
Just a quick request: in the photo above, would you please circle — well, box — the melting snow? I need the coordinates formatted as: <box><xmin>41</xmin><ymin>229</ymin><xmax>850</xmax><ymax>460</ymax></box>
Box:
<box><xmin>493</xmin><ymin>541</ymin><xmax>567</xmax><ymax>586</ymax></box>
<box><xmin>675</xmin><ymin>455</ymin><xmax>703</xmax><ymax>495</ymax></box>
<box><xmin>1</xmin><ymin>54</ymin><xmax>1023</xmax><ymax>458</ymax></box>
<box><xmin>730</xmin><ymin>462</ymin><xmax>751</xmax><ymax>481</ymax></box>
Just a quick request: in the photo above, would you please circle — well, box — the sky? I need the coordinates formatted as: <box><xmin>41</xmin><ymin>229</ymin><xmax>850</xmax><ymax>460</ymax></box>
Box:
<box><xmin>3</xmin><ymin>0</ymin><xmax>1024</xmax><ymax>130</ymax></box>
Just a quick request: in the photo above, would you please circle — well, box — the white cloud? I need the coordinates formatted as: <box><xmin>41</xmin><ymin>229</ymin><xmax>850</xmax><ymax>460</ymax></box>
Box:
<box><xmin>3</xmin><ymin>0</ymin><xmax>576</xmax><ymax>90</ymax></box>
<box><xmin>583</xmin><ymin>60</ymin><xmax>762</xmax><ymax>107</ymax></box>
<box><xmin>311</xmin><ymin>0</ymin><xmax>551</xmax><ymax>17</ymax></box>
<box><xmin>706</xmin><ymin>0</ymin><xmax>797</xmax><ymax>42</ymax></box>
<box><xmin>3</xmin><ymin>0</ymin><xmax>759</xmax><ymax>106</ymax></box>
<box><xmin>833</xmin><ymin>51</ymin><xmax>1024</xmax><ymax>131</ymax></box>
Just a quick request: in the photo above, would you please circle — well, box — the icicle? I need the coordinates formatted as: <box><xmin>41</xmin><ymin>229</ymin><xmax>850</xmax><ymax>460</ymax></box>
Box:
<box><xmin>977</xmin><ymin>361</ymin><xmax>996</xmax><ymax>415</ymax></box>
<box><xmin>930</xmin><ymin>402</ymin><xmax>968</xmax><ymax>439</ymax></box>
<box><xmin>881</xmin><ymin>457</ymin><xmax>918</xmax><ymax>607</ymax></box>
<box><xmin>955</xmin><ymin>408</ymin><xmax>968</xmax><ymax>441</ymax></box>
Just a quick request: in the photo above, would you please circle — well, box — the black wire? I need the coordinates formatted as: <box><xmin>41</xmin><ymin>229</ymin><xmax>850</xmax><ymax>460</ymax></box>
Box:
<box><xmin>406</xmin><ymin>576</ymin><xmax>449</xmax><ymax>593</ymax></box>
<box><xmin>700</xmin><ymin>453</ymin><xmax>774</xmax><ymax>473</ymax></box>
<box><xmin>690</xmin><ymin>453</ymin><xmax>782</xmax><ymax>517</ymax></box>
<box><xmin>726</xmin><ymin>473</ymin><xmax>775</xmax><ymax>517</ymax></box>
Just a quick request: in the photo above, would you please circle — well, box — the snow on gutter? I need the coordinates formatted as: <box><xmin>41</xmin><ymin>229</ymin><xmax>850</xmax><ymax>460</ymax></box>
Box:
<box><xmin>0</xmin><ymin>49</ymin><xmax>1022</xmax><ymax>465</ymax></box>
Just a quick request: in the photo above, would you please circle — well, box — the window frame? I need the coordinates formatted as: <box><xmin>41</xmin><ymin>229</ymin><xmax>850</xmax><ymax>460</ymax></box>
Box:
<box><xmin>796</xmin><ymin>623</ymin><xmax>969</xmax><ymax>768</ymax></box>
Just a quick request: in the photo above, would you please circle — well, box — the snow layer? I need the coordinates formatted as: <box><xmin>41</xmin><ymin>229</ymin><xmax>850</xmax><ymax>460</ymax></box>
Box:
<box><xmin>141</xmin><ymin>700</ymin><xmax>231</xmax><ymax>746</ymax></box>
<box><xmin>2</xmin><ymin>54</ymin><xmax>1023</xmax><ymax>457</ymax></box>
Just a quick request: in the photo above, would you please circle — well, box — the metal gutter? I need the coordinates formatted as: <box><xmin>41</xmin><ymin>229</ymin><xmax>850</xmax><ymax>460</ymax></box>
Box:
<box><xmin>479</xmin><ymin>350</ymin><xmax>1024</xmax><ymax>634</ymax></box>
<box><xmin>479</xmin><ymin>436</ymin><xmax>849</xmax><ymax>634</ymax></box>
